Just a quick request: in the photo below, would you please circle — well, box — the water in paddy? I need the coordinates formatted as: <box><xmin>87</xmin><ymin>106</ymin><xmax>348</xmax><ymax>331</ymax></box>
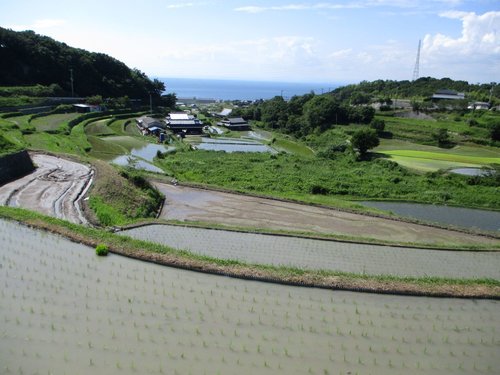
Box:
<box><xmin>1</xmin><ymin>219</ymin><xmax>499</xmax><ymax>375</ymax></box>
<box><xmin>450</xmin><ymin>167</ymin><xmax>494</xmax><ymax>176</ymax></box>
<box><xmin>195</xmin><ymin>137</ymin><xmax>274</xmax><ymax>153</ymax></box>
<box><xmin>361</xmin><ymin>201</ymin><xmax>500</xmax><ymax>232</ymax></box>
<box><xmin>120</xmin><ymin>225</ymin><xmax>500</xmax><ymax>279</ymax></box>
<box><xmin>111</xmin><ymin>155</ymin><xmax>163</xmax><ymax>173</ymax></box>
<box><xmin>111</xmin><ymin>143</ymin><xmax>172</xmax><ymax>173</ymax></box>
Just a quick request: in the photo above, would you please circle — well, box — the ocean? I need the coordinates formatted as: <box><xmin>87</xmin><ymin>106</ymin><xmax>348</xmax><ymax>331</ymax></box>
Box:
<box><xmin>159</xmin><ymin>77</ymin><xmax>340</xmax><ymax>101</ymax></box>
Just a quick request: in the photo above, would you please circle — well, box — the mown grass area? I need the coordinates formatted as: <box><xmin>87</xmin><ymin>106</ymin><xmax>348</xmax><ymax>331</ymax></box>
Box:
<box><xmin>87</xmin><ymin>135</ymin><xmax>128</xmax><ymax>160</ymax></box>
<box><xmin>157</xmin><ymin>150</ymin><xmax>500</xmax><ymax>209</ymax></box>
<box><xmin>272</xmin><ymin>137</ymin><xmax>315</xmax><ymax>157</ymax></box>
<box><xmin>30</xmin><ymin>113</ymin><xmax>80</xmax><ymax>132</ymax></box>
<box><xmin>84</xmin><ymin>118</ymin><xmax>116</xmax><ymax>136</ymax></box>
<box><xmin>0</xmin><ymin>206</ymin><xmax>498</xmax><ymax>298</ymax></box>
<box><xmin>25</xmin><ymin>121</ymin><xmax>92</xmax><ymax>155</ymax></box>
<box><xmin>382</xmin><ymin>150</ymin><xmax>499</xmax><ymax>165</ymax></box>
<box><xmin>374</xmin><ymin>139</ymin><xmax>500</xmax><ymax>171</ymax></box>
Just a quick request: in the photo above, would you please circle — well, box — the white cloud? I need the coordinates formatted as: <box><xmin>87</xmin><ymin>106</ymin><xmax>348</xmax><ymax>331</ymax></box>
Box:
<box><xmin>234</xmin><ymin>0</ymin><xmax>466</xmax><ymax>14</ymax></box>
<box><xmin>421</xmin><ymin>11</ymin><xmax>500</xmax><ymax>80</ymax></box>
<box><xmin>8</xmin><ymin>18</ymin><xmax>66</xmax><ymax>31</ymax></box>
<box><xmin>423</xmin><ymin>11</ymin><xmax>500</xmax><ymax>55</ymax></box>
<box><xmin>234</xmin><ymin>3</ymin><xmax>361</xmax><ymax>13</ymax></box>
<box><xmin>167</xmin><ymin>2</ymin><xmax>194</xmax><ymax>9</ymax></box>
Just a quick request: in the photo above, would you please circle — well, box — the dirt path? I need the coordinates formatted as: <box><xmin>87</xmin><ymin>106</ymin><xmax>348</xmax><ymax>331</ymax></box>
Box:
<box><xmin>0</xmin><ymin>153</ymin><xmax>93</xmax><ymax>224</ymax></box>
<box><xmin>154</xmin><ymin>183</ymin><xmax>499</xmax><ymax>247</ymax></box>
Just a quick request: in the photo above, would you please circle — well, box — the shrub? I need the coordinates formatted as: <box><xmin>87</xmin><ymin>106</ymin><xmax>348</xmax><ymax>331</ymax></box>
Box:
<box><xmin>95</xmin><ymin>244</ymin><xmax>109</xmax><ymax>256</ymax></box>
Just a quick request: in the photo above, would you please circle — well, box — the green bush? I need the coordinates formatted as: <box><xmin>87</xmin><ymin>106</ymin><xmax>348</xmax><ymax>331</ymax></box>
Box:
<box><xmin>95</xmin><ymin>243</ymin><xmax>109</xmax><ymax>256</ymax></box>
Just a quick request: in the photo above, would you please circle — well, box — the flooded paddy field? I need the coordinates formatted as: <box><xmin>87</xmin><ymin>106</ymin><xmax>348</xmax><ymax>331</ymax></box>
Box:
<box><xmin>361</xmin><ymin>201</ymin><xmax>500</xmax><ymax>232</ymax></box>
<box><xmin>194</xmin><ymin>137</ymin><xmax>275</xmax><ymax>153</ymax></box>
<box><xmin>154</xmin><ymin>184</ymin><xmax>500</xmax><ymax>247</ymax></box>
<box><xmin>1</xmin><ymin>219</ymin><xmax>499</xmax><ymax>375</ymax></box>
<box><xmin>120</xmin><ymin>224</ymin><xmax>500</xmax><ymax>279</ymax></box>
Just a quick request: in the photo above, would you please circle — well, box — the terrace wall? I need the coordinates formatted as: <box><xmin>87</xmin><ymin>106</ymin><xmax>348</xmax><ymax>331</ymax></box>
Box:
<box><xmin>0</xmin><ymin>150</ymin><xmax>35</xmax><ymax>185</ymax></box>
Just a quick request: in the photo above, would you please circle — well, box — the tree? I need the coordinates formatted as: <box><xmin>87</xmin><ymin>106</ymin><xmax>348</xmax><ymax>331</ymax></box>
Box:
<box><xmin>351</xmin><ymin>128</ymin><xmax>379</xmax><ymax>157</ymax></box>
<box><xmin>369</xmin><ymin>118</ymin><xmax>385</xmax><ymax>135</ymax></box>
<box><xmin>491</xmin><ymin>123</ymin><xmax>500</xmax><ymax>142</ymax></box>
<box><xmin>432</xmin><ymin>128</ymin><xmax>451</xmax><ymax>147</ymax></box>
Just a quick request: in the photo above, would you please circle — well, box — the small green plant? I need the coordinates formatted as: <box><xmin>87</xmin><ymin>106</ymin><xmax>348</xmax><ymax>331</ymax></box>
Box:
<box><xmin>95</xmin><ymin>243</ymin><xmax>109</xmax><ymax>256</ymax></box>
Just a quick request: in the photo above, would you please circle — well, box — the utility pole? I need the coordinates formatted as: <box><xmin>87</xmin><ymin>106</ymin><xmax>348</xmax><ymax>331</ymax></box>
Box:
<box><xmin>149</xmin><ymin>92</ymin><xmax>153</xmax><ymax>114</ymax></box>
<box><xmin>69</xmin><ymin>68</ymin><xmax>74</xmax><ymax>97</ymax></box>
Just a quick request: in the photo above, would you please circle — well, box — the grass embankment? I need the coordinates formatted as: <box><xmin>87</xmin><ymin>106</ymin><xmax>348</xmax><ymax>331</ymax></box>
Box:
<box><xmin>0</xmin><ymin>206</ymin><xmax>498</xmax><ymax>298</ymax></box>
<box><xmin>89</xmin><ymin>160</ymin><xmax>163</xmax><ymax>226</ymax></box>
<box><xmin>157</xmin><ymin>151</ymin><xmax>500</xmax><ymax>209</ymax></box>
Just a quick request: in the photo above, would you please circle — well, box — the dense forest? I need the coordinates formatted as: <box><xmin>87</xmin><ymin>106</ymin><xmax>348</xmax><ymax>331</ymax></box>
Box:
<box><xmin>330</xmin><ymin>77</ymin><xmax>499</xmax><ymax>104</ymax></box>
<box><xmin>232</xmin><ymin>77</ymin><xmax>499</xmax><ymax>139</ymax></box>
<box><xmin>0</xmin><ymin>27</ymin><xmax>163</xmax><ymax>98</ymax></box>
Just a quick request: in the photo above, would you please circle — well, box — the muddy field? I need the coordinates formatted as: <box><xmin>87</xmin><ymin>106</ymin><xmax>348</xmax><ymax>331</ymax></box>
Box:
<box><xmin>0</xmin><ymin>153</ymin><xmax>93</xmax><ymax>224</ymax></box>
<box><xmin>154</xmin><ymin>183</ymin><xmax>499</xmax><ymax>247</ymax></box>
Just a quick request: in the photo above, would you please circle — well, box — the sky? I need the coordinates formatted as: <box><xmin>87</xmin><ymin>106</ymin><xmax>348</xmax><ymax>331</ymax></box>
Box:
<box><xmin>1</xmin><ymin>0</ymin><xmax>499</xmax><ymax>84</ymax></box>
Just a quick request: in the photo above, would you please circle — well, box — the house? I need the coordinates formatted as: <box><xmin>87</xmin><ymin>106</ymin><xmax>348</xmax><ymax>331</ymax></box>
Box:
<box><xmin>136</xmin><ymin>116</ymin><xmax>166</xmax><ymax>135</ymax></box>
<box><xmin>468</xmin><ymin>101</ymin><xmax>490</xmax><ymax>110</ymax></box>
<box><xmin>73</xmin><ymin>103</ymin><xmax>102</xmax><ymax>113</ymax></box>
<box><xmin>431</xmin><ymin>89</ymin><xmax>465</xmax><ymax>100</ymax></box>
<box><xmin>219</xmin><ymin>117</ymin><xmax>250</xmax><ymax>130</ymax></box>
<box><xmin>136</xmin><ymin>116</ymin><xmax>166</xmax><ymax>130</ymax></box>
<box><xmin>166</xmin><ymin>112</ymin><xmax>203</xmax><ymax>134</ymax></box>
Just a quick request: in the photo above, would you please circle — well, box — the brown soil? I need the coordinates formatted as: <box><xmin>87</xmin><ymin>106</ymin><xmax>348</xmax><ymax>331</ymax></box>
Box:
<box><xmin>0</xmin><ymin>153</ymin><xmax>93</xmax><ymax>224</ymax></box>
<box><xmin>154</xmin><ymin>183</ymin><xmax>499</xmax><ymax>248</ymax></box>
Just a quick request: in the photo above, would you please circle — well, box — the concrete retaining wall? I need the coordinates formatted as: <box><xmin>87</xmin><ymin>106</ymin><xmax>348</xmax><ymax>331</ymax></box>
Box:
<box><xmin>0</xmin><ymin>150</ymin><xmax>35</xmax><ymax>186</ymax></box>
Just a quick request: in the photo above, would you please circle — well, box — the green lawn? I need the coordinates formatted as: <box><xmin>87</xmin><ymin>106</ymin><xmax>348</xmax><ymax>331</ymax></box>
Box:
<box><xmin>84</xmin><ymin>119</ymin><xmax>116</xmax><ymax>136</ymax></box>
<box><xmin>375</xmin><ymin>139</ymin><xmax>500</xmax><ymax>171</ymax></box>
<box><xmin>31</xmin><ymin>113</ymin><xmax>80</xmax><ymax>132</ymax></box>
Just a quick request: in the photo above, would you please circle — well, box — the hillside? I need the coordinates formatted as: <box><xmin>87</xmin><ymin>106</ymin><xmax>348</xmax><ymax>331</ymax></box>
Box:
<box><xmin>331</xmin><ymin>77</ymin><xmax>499</xmax><ymax>104</ymax></box>
<box><xmin>0</xmin><ymin>27</ymin><xmax>163</xmax><ymax>98</ymax></box>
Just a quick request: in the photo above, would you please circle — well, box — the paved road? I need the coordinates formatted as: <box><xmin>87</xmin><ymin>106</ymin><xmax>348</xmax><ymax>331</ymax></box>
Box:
<box><xmin>120</xmin><ymin>224</ymin><xmax>500</xmax><ymax>279</ymax></box>
<box><xmin>0</xmin><ymin>153</ymin><xmax>93</xmax><ymax>224</ymax></box>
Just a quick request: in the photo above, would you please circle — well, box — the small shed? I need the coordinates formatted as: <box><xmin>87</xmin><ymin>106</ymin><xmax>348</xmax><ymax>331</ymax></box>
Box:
<box><xmin>73</xmin><ymin>104</ymin><xmax>101</xmax><ymax>113</ymax></box>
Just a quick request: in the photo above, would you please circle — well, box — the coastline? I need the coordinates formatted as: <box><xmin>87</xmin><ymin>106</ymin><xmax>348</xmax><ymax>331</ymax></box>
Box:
<box><xmin>158</xmin><ymin>77</ymin><xmax>341</xmax><ymax>101</ymax></box>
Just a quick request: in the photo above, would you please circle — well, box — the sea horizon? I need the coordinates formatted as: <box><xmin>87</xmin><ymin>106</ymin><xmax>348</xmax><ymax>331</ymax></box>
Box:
<box><xmin>158</xmin><ymin>77</ymin><xmax>344</xmax><ymax>101</ymax></box>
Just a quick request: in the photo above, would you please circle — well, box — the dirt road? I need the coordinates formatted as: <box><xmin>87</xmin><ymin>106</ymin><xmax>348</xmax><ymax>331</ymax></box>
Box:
<box><xmin>154</xmin><ymin>183</ymin><xmax>499</xmax><ymax>247</ymax></box>
<box><xmin>0</xmin><ymin>153</ymin><xmax>93</xmax><ymax>224</ymax></box>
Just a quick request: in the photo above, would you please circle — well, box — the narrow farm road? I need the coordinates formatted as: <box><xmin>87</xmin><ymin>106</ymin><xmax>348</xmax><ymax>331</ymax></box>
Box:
<box><xmin>0</xmin><ymin>153</ymin><xmax>93</xmax><ymax>224</ymax></box>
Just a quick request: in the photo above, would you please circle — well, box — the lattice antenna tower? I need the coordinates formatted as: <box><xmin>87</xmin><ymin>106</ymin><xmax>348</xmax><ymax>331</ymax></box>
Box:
<box><xmin>412</xmin><ymin>39</ymin><xmax>421</xmax><ymax>81</ymax></box>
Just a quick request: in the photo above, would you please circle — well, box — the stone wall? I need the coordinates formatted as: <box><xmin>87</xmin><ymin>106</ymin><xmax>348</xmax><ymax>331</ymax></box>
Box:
<box><xmin>0</xmin><ymin>150</ymin><xmax>35</xmax><ymax>185</ymax></box>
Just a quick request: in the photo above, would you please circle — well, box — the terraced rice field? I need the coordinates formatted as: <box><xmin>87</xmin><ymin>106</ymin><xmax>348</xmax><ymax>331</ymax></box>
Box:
<box><xmin>1</xmin><ymin>219</ymin><xmax>499</xmax><ymax>374</ymax></box>
<box><xmin>120</xmin><ymin>224</ymin><xmax>500</xmax><ymax>279</ymax></box>
<box><xmin>0</xmin><ymin>153</ymin><xmax>93</xmax><ymax>224</ymax></box>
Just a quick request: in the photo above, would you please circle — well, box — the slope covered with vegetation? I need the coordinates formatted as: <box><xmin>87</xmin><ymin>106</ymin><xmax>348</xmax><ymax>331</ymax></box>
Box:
<box><xmin>0</xmin><ymin>27</ymin><xmax>164</xmax><ymax>98</ymax></box>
